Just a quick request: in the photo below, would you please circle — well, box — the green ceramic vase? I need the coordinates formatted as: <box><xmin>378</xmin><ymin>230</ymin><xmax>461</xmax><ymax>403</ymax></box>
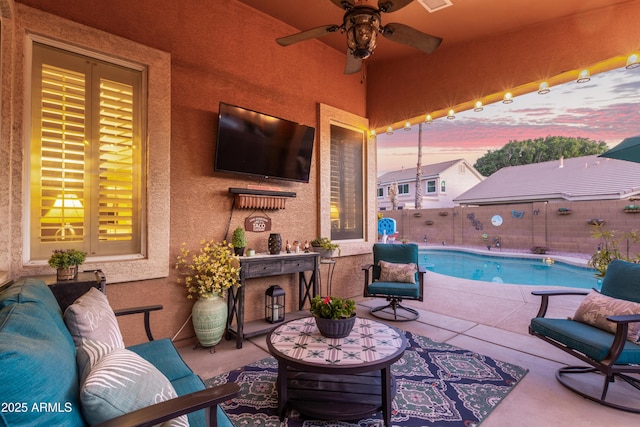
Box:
<box><xmin>192</xmin><ymin>293</ymin><xmax>227</xmax><ymax>347</ymax></box>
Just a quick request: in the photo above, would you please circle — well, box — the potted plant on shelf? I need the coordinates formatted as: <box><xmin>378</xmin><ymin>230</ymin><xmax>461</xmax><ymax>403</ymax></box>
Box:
<box><xmin>231</xmin><ymin>226</ymin><xmax>247</xmax><ymax>256</ymax></box>
<box><xmin>310</xmin><ymin>295</ymin><xmax>356</xmax><ymax>338</ymax></box>
<box><xmin>310</xmin><ymin>237</ymin><xmax>340</xmax><ymax>258</ymax></box>
<box><xmin>557</xmin><ymin>207</ymin><xmax>572</xmax><ymax>215</ymax></box>
<box><xmin>624</xmin><ymin>204</ymin><xmax>640</xmax><ymax>213</ymax></box>
<box><xmin>175</xmin><ymin>240</ymin><xmax>241</xmax><ymax>347</ymax></box>
<box><xmin>48</xmin><ymin>249</ymin><xmax>87</xmax><ymax>281</ymax></box>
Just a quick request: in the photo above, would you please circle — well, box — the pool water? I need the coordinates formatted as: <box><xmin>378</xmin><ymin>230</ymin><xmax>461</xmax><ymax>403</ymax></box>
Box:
<box><xmin>420</xmin><ymin>249</ymin><xmax>600</xmax><ymax>289</ymax></box>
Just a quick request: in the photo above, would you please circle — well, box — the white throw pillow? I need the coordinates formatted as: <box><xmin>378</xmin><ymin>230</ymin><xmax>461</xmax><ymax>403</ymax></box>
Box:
<box><xmin>64</xmin><ymin>287</ymin><xmax>125</xmax><ymax>348</ymax></box>
<box><xmin>77</xmin><ymin>339</ymin><xmax>189</xmax><ymax>427</ymax></box>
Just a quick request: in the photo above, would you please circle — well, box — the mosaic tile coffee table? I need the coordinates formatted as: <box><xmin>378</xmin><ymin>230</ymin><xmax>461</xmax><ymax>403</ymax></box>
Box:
<box><xmin>266</xmin><ymin>316</ymin><xmax>406</xmax><ymax>426</ymax></box>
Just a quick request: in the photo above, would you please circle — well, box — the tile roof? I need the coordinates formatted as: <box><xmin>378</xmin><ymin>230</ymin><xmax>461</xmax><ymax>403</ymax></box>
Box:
<box><xmin>454</xmin><ymin>155</ymin><xmax>640</xmax><ymax>205</ymax></box>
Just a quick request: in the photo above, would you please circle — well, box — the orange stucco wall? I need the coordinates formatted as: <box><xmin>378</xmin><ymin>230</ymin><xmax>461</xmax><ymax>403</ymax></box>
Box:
<box><xmin>366</xmin><ymin>0</ymin><xmax>640</xmax><ymax>128</ymax></box>
<box><xmin>13</xmin><ymin>0</ymin><xmax>368</xmax><ymax>345</ymax></box>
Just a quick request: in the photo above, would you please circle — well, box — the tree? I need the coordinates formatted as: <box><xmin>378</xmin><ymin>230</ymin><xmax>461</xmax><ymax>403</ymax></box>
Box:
<box><xmin>415</xmin><ymin>123</ymin><xmax>423</xmax><ymax>209</ymax></box>
<box><xmin>473</xmin><ymin>136</ymin><xmax>608</xmax><ymax>176</ymax></box>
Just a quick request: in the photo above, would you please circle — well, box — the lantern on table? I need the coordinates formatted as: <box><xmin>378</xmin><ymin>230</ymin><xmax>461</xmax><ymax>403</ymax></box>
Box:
<box><xmin>265</xmin><ymin>285</ymin><xmax>285</xmax><ymax>323</ymax></box>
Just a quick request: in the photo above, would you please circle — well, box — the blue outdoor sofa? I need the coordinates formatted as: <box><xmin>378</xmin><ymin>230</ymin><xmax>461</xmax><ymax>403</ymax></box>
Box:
<box><xmin>0</xmin><ymin>277</ymin><xmax>238</xmax><ymax>426</ymax></box>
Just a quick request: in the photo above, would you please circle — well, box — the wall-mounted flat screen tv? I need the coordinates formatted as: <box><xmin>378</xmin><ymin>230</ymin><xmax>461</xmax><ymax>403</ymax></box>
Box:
<box><xmin>214</xmin><ymin>102</ymin><xmax>315</xmax><ymax>183</ymax></box>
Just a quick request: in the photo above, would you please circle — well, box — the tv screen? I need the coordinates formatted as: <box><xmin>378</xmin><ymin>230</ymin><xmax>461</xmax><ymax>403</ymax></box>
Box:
<box><xmin>214</xmin><ymin>103</ymin><xmax>315</xmax><ymax>183</ymax></box>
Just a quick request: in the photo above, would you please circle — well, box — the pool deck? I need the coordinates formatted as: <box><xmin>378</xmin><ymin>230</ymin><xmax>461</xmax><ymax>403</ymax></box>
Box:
<box><xmin>178</xmin><ymin>249</ymin><xmax>638</xmax><ymax>426</ymax></box>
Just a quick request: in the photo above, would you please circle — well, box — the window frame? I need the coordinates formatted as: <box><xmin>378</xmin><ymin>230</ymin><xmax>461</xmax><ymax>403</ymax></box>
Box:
<box><xmin>427</xmin><ymin>180</ymin><xmax>437</xmax><ymax>193</ymax></box>
<box><xmin>8</xmin><ymin>7</ymin><xmax>171</xmax><ymax>283</ymax></box>
<box><xmin>319</xmin><ymin>103</ymin><xmax>376</xmax><ymax>256</ymax></box>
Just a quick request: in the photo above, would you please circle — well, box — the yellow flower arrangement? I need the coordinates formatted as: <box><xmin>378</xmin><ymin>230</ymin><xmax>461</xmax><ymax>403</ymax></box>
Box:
<box><xmin>175</xmin><ymin>240</ymin><xmax>241</xmax><ymax>299</ymax></box>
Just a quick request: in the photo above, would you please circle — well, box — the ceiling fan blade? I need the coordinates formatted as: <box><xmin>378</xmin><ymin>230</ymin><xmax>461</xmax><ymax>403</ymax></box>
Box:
<box><xmin>344</xmin><ymin>50</ymin><xmax>363</xmax><ymax>74</ymax></box>
<box><xmin>378</xmin><ymin>0</ymin><xmax>414</xmax><ymax>13</ymax></box>
<box><xmin>329</xmin><ymin>0</ymin><xmax>356</xmax><ymax>10</ymax></box>
<box><xmin>382</xmin><ymin>22</ymin><xmax>442</xmax><ymax>54</ymax></box>
<box><xmin>276</xmin><ymin>25</ymin><xmax>341</xmax><ymax>46</ymax></box>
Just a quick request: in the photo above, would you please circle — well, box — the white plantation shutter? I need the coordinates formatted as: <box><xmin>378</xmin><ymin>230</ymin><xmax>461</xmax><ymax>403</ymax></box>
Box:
<box><xmin>98</xmin><ymin>78</ymin><xmax>136</xmax><ymax>243</ymax></box>
<box><xmin>329</xmin><ymin>124</ymin><xmax>364</xmax><ymax>241</ymax></box>
<box><xmin>31</xmin><ymin>43</ymin><xmax>143</xmax><ymax>259</ymax></box>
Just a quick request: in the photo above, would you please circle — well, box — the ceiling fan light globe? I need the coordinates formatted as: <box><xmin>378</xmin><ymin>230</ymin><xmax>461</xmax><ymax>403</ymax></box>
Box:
<box><xmin>345</xmin><ymin>10</ymin><xmax>381</xmax><ymax>60</ymax></box>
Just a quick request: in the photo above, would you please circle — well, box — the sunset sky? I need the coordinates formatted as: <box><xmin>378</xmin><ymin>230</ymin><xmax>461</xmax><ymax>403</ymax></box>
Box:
<box><xmin>376</xmin><ymin>67</ymin><xmax>640</xmax><ymax>176</ymax></box>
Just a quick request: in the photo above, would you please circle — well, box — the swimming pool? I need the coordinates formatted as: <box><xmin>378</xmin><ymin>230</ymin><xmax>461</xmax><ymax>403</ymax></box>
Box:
<box><xmin>419</xmin><ymin>249</ymin><xmax>600</xmax><ymax>289</ymax></box>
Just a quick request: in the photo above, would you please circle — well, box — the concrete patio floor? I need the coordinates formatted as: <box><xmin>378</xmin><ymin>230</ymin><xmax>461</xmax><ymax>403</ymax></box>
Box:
<box><xmin>178</xmin><ymin>270</ymin><xmax>639</xmax><ymax>426</ymax></box>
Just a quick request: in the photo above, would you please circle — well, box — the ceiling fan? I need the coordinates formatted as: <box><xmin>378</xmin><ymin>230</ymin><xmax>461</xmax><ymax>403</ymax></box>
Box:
<box><xmin>276</xmin><ymin>0</ymin><xmax>442</xmax><ymax>74</ymax></box>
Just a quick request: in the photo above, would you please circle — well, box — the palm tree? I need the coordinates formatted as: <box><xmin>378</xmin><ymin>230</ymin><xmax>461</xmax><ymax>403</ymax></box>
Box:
<box><xmin>415</xmin><ymin>123</ymin><xmax>423</xmax><ymax>209</ymax></box>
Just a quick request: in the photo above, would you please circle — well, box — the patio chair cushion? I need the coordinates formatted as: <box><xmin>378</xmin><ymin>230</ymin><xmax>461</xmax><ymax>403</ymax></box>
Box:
<box><xmin>573</xmin><ymin>290</ymin><xmax>640</xmax><ymax>342</ymax></box>
<box><xmin>600</xmin><ymin>259</ymin><xmax>640</xmax><ymax>303</ymax></box>
<box><xmin>530</xmin><ymin>317</ymin><xmax>640</xmax><ymax>364</ymax></box>
<box><xmin>64</xmin><ymin>287</ymin><xmax>125</xmax><ymax>348</ymax></box>
<box><xmin>77</xmin><ymin>339</ymin><xmax>188</xmax><ymax>426</ymax></box>
<box><xmin>367</xmin><ymin>280</ymin><xmax>421</xmax><ymax>298</ymax></box>
<box><xmin>378</xmin><ymin>260</ymin><xmax>417</xmax><ymax>283</ymax></box>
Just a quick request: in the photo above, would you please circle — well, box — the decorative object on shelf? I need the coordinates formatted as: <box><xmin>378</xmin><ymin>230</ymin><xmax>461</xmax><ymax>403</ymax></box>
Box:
<box><xmin>265</xmin><ymin>285</ymin><xmax>285</xmax><ymax>324</ymax></box>
<box><xmin>310</xmin><ymin>237</ymin><xmax>340</xmax><ymax>258</ymax></box>
<box><xmin>303</xmin><ymin>240</ymin><xmax>310</xmax><ymax>252</ymax></box>
<box><xmin>285</xmin><ymin>240</ymin><xmax>291</xmax><ymax>253</ymax></box>
<box><xmin>425</xmin><ymin>220</ymin><xmax>434</xmax><ymax>225</ymax></box>
<box><xmin>624</xmin><ymin>205</ymin><xmax>640</xmax><ymax>213</ymax></box>
<box><xmin>587</xmin><ymin>218</ymin><xmax>605</xmax><ymax>226</ymax></box>
<box><xmin>246</xmin><ymin>248</ymin><xmax>255</xmax><ymax>257</ymax></box>
<box><xmin>48</xmin><ymin>249</ymin><xmax>87</xmax><ymax>281</ymax></box>
<box><xmin>439</xmin><ymin>211</ymin><xmax>449</xmax><ymax>216</ymax></box>
<box><xmin>175</xmin><ymin>240</ymin><xmax>240</xmax><ymax>347</ymax></box>
<box><xmin>557</xmin><ymin>207</ymin><xmax>572</xmax><ymax>215</ymax></box>
<box><xmin>244</xmin><ymin>214</ymin><xmax>272</xmax><ymax>232</ymax></box>
<box><xmin>268</xmin><ymin>233</ymin><xmax>282</xmax><ymax>255</ymax></box>
<box><xmin>310</xmin><ymin>295</ymin><xmax>356</xmax><ymax>338</ymax></box>
<box><xmin>191</xmin><ymin>293</ymin><xmax>227</xmax><ymax>348</ymax></box>
<box><xmin>232</xmin><ymin>226</ymin><xmax>247</xmax><ymax>256</ymax></box>
<box><xmin>292</xmin><ymin>240</ymin><xmax>300</xmax><ymax>253</ymax></box>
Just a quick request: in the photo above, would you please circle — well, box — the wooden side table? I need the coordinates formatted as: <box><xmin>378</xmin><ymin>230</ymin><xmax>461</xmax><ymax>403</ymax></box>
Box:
<box><xmin>267</xmin><ymin>317</ymin><xmax>406</xmax><ymax>426</ymax></box>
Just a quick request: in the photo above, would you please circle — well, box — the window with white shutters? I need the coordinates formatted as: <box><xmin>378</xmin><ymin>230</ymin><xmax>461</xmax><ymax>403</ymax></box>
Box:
<box><xmin>330</xmin><ymin>124</ymin><xmax>364</xmax><ymax>241</ymax></box>
<box><xmin>30</xmin><ymin>43</ymin><xmax>143</xmax><ymax>259</ymax></box>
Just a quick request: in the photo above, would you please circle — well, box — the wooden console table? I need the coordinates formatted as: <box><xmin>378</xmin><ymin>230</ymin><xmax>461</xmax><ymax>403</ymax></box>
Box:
<box><xmin>226</xmin><ymin>252</ymin><xmax>320</xmax><ymax>349</ymax></box>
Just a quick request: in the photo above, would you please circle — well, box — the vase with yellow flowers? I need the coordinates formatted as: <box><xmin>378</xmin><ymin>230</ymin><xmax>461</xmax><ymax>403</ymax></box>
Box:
<box><xmin>175</xmin><ymin>240</ymin><xmax>241</xmax><ymax>347</ymax></box>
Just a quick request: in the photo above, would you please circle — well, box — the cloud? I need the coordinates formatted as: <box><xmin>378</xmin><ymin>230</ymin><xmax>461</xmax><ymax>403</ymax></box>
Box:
<box><xmin>378</xmin><ymin>66</ymin><xmax>640</xmax><ymax>174</ymax></box>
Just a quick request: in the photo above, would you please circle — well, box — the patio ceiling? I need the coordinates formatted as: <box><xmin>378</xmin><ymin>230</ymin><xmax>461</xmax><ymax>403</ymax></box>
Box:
<box><xmin>238</xmin><ymin>0</ymin><xmax>634</xmax><ymax>65</ymax></box>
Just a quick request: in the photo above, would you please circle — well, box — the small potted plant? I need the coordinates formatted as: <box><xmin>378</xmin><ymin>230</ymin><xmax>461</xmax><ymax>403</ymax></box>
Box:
<box><xmin>310</xmin><ymin>295</ymin><xmax>356</xmax><ymax>338</ymax></box>
<box><xmin>310</xmin><ymin>237</ymin><xmax>340</xmax><ymax>258</ymax></box>
<box><xmin>624</xmin><ymin>205</ymin><xmax>640</xmax><ymax>213</ymax></box>
<box><xmin>231</xmin><ymin>226</ymin><xmax>247</xmax><ymax>256</ymax></box>
<box><xmin>48</xmin><ymin>249</ymin><xmax>87</xmax><ymax>281</ymax></box>
<box><xmin>557</xmin><ymin>207</ymin><xmax>572</xmax><ymax>215</ymax></box>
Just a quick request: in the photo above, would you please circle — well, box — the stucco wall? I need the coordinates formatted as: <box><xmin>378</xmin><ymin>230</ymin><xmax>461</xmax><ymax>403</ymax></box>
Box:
<box><xmin>4</xmin><ymin>0</ymin><xmax>369</xmax><ymax>345</ymax></box>
<box><xmin>382</xmin><ymin>200</ymin><xmax>640</xmax><ymax>257</ymax></box>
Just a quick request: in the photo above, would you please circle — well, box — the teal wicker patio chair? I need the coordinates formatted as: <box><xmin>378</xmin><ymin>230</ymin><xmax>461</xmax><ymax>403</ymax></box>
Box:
<box><xmin>529</xmin><ymin>259</ymin><xmax>640</xmax><ymax>412</ymax></box>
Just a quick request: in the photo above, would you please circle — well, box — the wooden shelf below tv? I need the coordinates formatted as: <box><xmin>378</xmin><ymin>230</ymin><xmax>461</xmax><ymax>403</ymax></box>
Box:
<box><xmin>228</xmin><ymin>187</ymin><xmax>296</xmax><ymax>210</ymax></box>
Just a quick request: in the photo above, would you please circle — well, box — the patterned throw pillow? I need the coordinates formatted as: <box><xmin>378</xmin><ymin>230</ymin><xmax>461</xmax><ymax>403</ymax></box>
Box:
<box><xmin>64</xmin><ymin>287</ymin><xmax>125</xmax><ymax>348</ymax></box>
<box><xmin>77</xmin><ymin>339</ymin><xmax>189</xmax><ymax>427</ymax></box>
<box><xmin>378</xmin><ymin>260</ymin><xmax>417</xmax><ymax>283</ymax></box>
<box><xmin>573</xmin><ymin>290</ymin><xmax>640</xmax><ymax>342</ymax></box>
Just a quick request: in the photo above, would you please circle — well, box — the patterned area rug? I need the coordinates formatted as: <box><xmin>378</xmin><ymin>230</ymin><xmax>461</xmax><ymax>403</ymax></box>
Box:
<box><xmin>205</xmin><ymin>332</ymin><xmax>527</xmax><ymax>426</ymax></box>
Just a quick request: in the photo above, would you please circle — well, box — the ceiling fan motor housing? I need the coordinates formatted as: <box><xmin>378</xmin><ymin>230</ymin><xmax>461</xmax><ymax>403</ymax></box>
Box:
<box><xmin>344</xmin><ymin>7</ymin><xmax>381</xmax><ymax>59</ymax></box>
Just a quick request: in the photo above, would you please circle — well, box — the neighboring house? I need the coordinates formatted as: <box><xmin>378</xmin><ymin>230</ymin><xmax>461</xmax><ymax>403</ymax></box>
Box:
<box><xmin>377</xmin><ymin>159</ymin><xmax>484</xmax><ymax>210</ymax></box>
<box><xmin>454</xmin><ymin>155</ymin><xmax>640</xmax><ymax>205</ymax></box>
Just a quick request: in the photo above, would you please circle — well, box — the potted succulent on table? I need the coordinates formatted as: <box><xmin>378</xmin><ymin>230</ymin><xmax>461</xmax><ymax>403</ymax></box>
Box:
<box><xmin>310</xmin><ymin>237</ymin><xmax>340</xmax><ymax>258</ymax></box>
<box><xmin>310</xmin><ymin>295</ymin><xmax>356</xmax><ymax>338</ymax></box>
<box><xmin>231</xmin><ymin>226</ymin><xmax>247</xmax><ymax>256</ymax></box>
<box><xmin>48</xmin><ymin>249</ymin><xmax>87</xmax><ymax>281</ymax></box>
<box><xmin>175</xmin><ymin>240</ymin><xmax>241</xmax><ymax>347</ymax></box>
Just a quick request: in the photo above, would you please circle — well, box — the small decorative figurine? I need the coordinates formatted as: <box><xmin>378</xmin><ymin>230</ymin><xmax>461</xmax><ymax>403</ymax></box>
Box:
<box><xmin>285</xmin><ymin>240</ymin><xmax>291</xmax><ymax>253</ymax></box>
<box><xmin>303</xmin><ymin>240</ymin><xmax>310</xmax><ymax>253</ymax></box>
<box><xmin>292</xmin><ymin>240</ymin><xmax>300</xmax><ymax>253</ymax></box>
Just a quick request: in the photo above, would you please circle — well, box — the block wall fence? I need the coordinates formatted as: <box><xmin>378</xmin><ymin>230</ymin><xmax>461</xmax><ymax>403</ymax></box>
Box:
<box><xmin>380</xmin><ymin>200</ymin><xmax>640</xmax><ymax>257</ymax></box>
